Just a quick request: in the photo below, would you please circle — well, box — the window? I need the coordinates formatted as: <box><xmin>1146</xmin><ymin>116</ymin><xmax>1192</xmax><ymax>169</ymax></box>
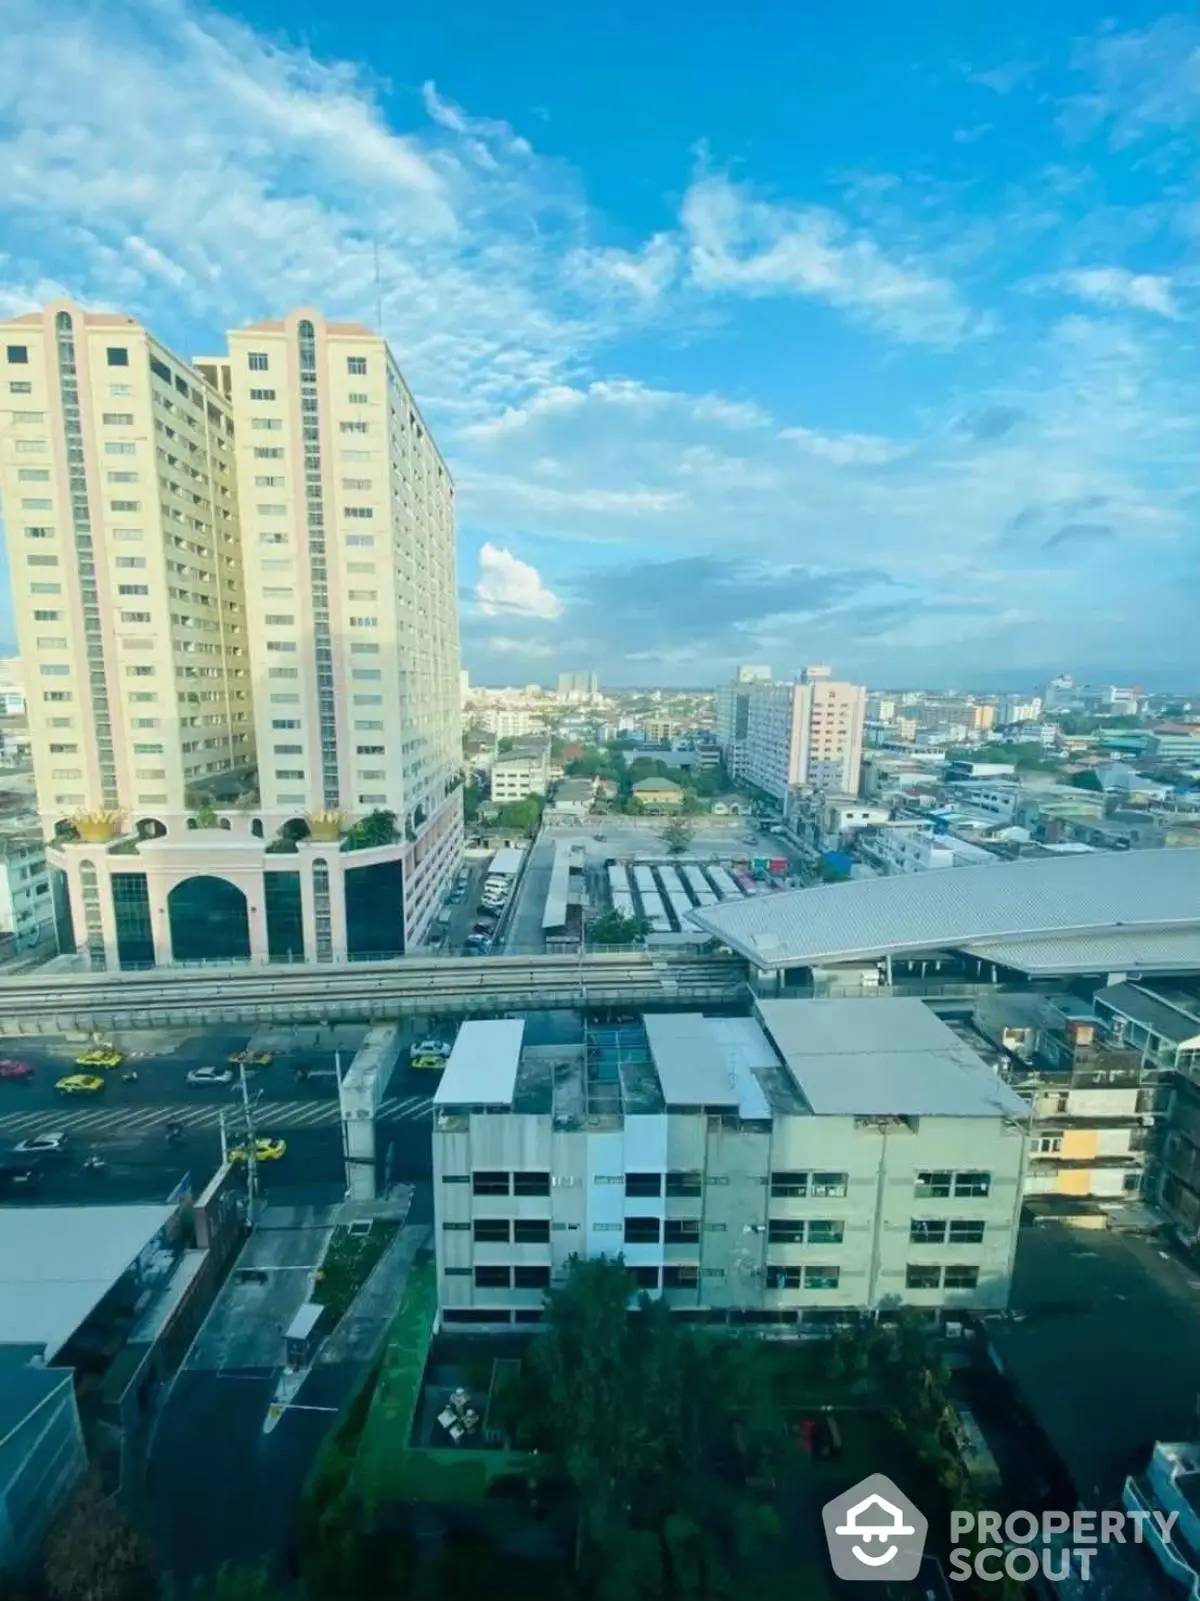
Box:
<box><xmin>14</xmin><ymin>440</ymin><xmax>46</xmax><ymax>453</ymax></box>
<box><xmin>1033</xmin><ymin>1134</ymin><xmax>1062</xmax><ymax>1155</ymax></box>
<box><xmin>350</xmin><ymin>642</ymin><xmax>378</xmax><ymax>654</ymax></box>
<box><xmin>811</xmin><ymin>1171</ymin><xmax>848</xmax><ymax>1198</ymax></box>
<box><xmin>111</xmin><ymin>500</ymin><xmax>140</xmax><ymax>512</ymax></box>
<box><xmin>514</xmin><ymin>1265</ymin><xmax>551</xmax><ymax>1289</ymax></box>
<box><xmin>12</xmin><ymin>410</ymin><xmax>44</xmax><ymax>423</ymax></box>
<box><xmin>249</xmin><ymin>388</ymin><xmax>276</xmax><ymax>401</ymax></box>
<box><xmin>275</xmin><ymin>769</ymin><xmax>304</xmax><ymax>780</ymax></box>
<box><xmin>266</xmin><ymin>641</ymin><xmax>297</xmax><ymax>652</ymax></box>
<box><xmin>624</xmin><ymin>1217</ymin><xmax>660</xmax><ymax>1245</ymax></box>
<box><xmin>149</xmin><ymin>356</ymin><xmax>171</xmax><ymax>384</ymax></box>
<box><xmin>133</xmin><ymin>742</ymin><xmax>164</xmax><ymax>754</ymax></box>
<box><xmin>118</xmin><ymin>584</ymin><xmax>149</xmax><ymax>595</ymax></box>
<box><xmin>248</xmin><ymin>352</ymin><xmax>269</xmax><ymax>371</ymax></box>
<box><xmin>665</xmin><ymin>1170</ymin><xmax>702</xmax><ymax>1198</ymax></box>
<box><xmin>274</xmin><ymin>745</ymin><xmax>303</xmax><ymax>755</ymax></box>
<box><xmin>348</xmin><ymin>392</ymin><xmax>368</xmax><ymax>404</ymax></box>
<box><xmin>906</xmin><ymin>1264</ymin><xmax>942</xmax><ymax>1290</ymax></box>
<box><xmin>254</xmin><ymin>447</ymin><xmax>284</xmax><ymax>459</ymax></box>
<box><xmin>36</xmin><ymin>635</ymin><xmax>67</xmax><ymax>649</ymax></box>
<box><xmin>625</xmin><ymin>1173</ymin><xmax>662</xmax><ymax>1197</ymax></box>
<box><xmin>105</xmin><ymin>442</ymin><xmax>136</xmax><ymax>455</ymax></box>
<box><xmin>21</xmin><ymin>499</ymin><xmax>51</xmax><ymax>510</ymax></box>
<box><xmin>770</xmin><ymin>1171</ymin><xmax>808</xmax><ymax>1199</ymax></box>
<box><xmin>768</xmin><ymin>1266</ymin><xmax>802</xmax><ymax>1290</ymax></box>
<box><xmin>513</xmin><ymin>1219</ymin><xmax>550</xmax><ymax>1243</ymax></box>
<box><xmin>106</xmin><ymin>347</ymin><xmax>129</xmax><ymax>366</ymax></box>
<box><xmin>343</xmin><ymin>479</ymin><xmax>372</xmax><ymax>493</ymax></box>
<box><xmin>347</xmin><ymin>356</ymin><xmax>367</xmax><ymax>375</ymax></box>
<box><xmin>663</xmin><ymin>1265</ymin><xmax>699</xmax><ymax>1289</ymax></box>
<box><xmin>804</xmin><ymin>1266</ymin><xmax>840</xmax><ymax>1290</ymax></box>
<box><xmin>25</xmin><ymin>527</ymin><xmax>51</xmax><ymax>539</ymax></box>
<box><xmin>355</xmin><ymin>721</ymin><xmax>383</xmax><ymax>732</ymax></box>
<box><xmin>345</xmin><ymin>534</ymin><xmax>374</xmax><ymax>546</ymax></box>
<box><xmin>115</xmin><ymin>557</ymin><xmax>147</xmax><ymax>570</ymax></box>
<box><xmin>807</xmin><ymin>1220</ymin><xmax>845</xmax><ymax>1245</ymax></box>
<box><xmin>112</xmin><ymin>529</ymin><xmax>142</xmax><ymax>541</ymax></box>
<box><xmin>265</xmin><ymin>614</ymin><xmax>294</xmax><ymax>626</ymax></box>
<box><xmin>915</xmin><ymin>1170</ymin><xmax>952</xmax><ymax>1199</ymax></box>
<box><xmin>109</xmin><ymin>383</ymin><xmax>131</xmax><ymax>395</ymax></box>
<box><xmin>768</xmin><ymin>1220</ymin><xmax>805</xmax><ymax>1244</ymax></box>
<box><xmin>255</xmin><ymin>476</ymin><xmax>285</xmax><ymax>489</ymax></box>
<box><xmin>33</xmin><ymin>610</ymin><xmax>60</xmax><ymax>621</ymax></box>
<box><xmin>9</xmin><ymin>380</ymin><xmax>32</xmax><ymax>392</ymax></box>
<box><xmin>629</xmin><ymin>1267</ymin><xmax>659</xmax><ymax>1291</ymax></box>
<box><xmin>954</xmin><ymin>1171</ymin><xmax>991</xmax><ymax>1198</ymax></box>
<box><xmin>273</xmin><ymin>719</ymin><xmax>301</xmax><ymax>730</ymax></box>
<box><xmin>474</xmin><ymin>1266</ymin><xmax>511</xmax><ymax>1289</ymax></box>
<box><xmin>6</xmin><ymin>345</ymin><xmax>28</xmax><ymax>363</ymax></box>
<box><xmin>43</xmin><ymin>690</ymin><xmax>71</xmax><ymax>701</ymax></box>
<box><xmin>126</xmin><ymin>666</ymin><xmax>154</xmax><ymax>677</ymax></box>
<box><xmin>346</xmin><ymin>561</ymin><xmax>375</xmax><ymax>574</ymax></box>
<box><xmin>943</xmin><ymin>1264</ymin><xmax>980</xmax><ymax>1290</ymax></box>
<box><xmin>27</xmin><ymin>554</ymin><xmax>58</xmax><ymax>566</ymax></box>
<box><xmin>258</xmin><ymin>505</ymin><xmax>286</xmax><ymax>516</ymax></box>
<box><xmin>349</xmin><ymin>616</ymin><xmax>377</xmax><ymax>628</ymax></box>
<box><xmin>107</xmin><ymin>471</ymin><xmax>138</xmax><ymax>483</ymax></box>
<box><xmin>344</xmin><ymin>506</ymin><xmax>373</xmax><ymax>519</ymax></box>
<box><xmin>352</xmin><ymin>669</ymin><xmax>382</xmax><ymax>682</ymax></box>
<box><xmin>30</xmin><ymin>583</ymin><xmax>61</xmax><ymax>594</ymax></box>
<box><xmin>473</xmin><ymin>1219</ymin><xmax>510</xmax><ymax>1243</ymax></box>
<box><xmin>949</xmin><ymin>1221</ymin><xmax>986</xmax><ymax>1245</ymax></box>
<box><xmin>664</xmin><ymin>1219</ymin><xmax>700</xmax><ymax>1243</ymax></box>
<box><xmin>340</xmin><ymin>420</ymin><xmax>368</xmax><ymax>434</ymax></box>
<box><xmin>17</xmin><ymin>470</ymin><xmax>49</xmax><ymax>482</ymax></box>
<box><xmin>910</xmin><ymin>1219</ymin><xmax>947</xmax><ymax>1245</ymax></box>
<box><xmin>472</xmin><ymin>1171</ymin><xmax>509</xmax><ymax>1196</ymax></box>
<box><xmin>511</xmin><ymin>1172</ymin><xmax>550</xmax><ymax>1200</ymax></box>
<box><xmin>252</xmin><ymin>418</ymin><xmax>283</xmax><ymax>431</ymax></box>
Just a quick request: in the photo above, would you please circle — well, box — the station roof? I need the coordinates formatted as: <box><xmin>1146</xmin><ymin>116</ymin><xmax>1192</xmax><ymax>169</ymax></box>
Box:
<box><xmin>0</xmin><ymin>1204</ymin><xmax>177</xmax><ymax>1361</ymax></box>
<box><xmin>756</xmin><ymin>998</ymin><xmax>1031</xmax><ymax>1119</ymax></box>
<box><xmin>434</xmin><ymin>1018</ymin><xmax>525</xmax><ymax>1108</ymax></box>
<box><xmin>688</xmin><ymin>848</ymin><xmax>1200</xmax><ymax>975</ymax></box>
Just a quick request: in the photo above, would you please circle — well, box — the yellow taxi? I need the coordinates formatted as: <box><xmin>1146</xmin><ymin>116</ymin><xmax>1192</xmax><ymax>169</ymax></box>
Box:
<box><xmin>228</xmin><ymin>1050</ymin><xmax>275</xmax><ymax>1067</ymax></box>
<box><xmin>74</xmin><ymin>1048</ymin><xmax>124</xmax><ymax>1069</ymax></box>
<box><xmin>410</xmin><ymin>1053</ymin><xmax>447</xmax><ymax>1071</ymax></box>
<box><xmin>56</xmin><ymin>1074</ymin><xmax>105</xmax><ymax>1095</ymax></box>
<box><xmin>229</xmin><ymin>1136</ymin><xmax>287</xmax><ymax>1163</ymax></box>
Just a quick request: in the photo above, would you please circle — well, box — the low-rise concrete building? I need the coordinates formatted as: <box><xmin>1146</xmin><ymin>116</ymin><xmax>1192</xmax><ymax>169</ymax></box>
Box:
<box><xmin>432</xmin><ymin>1003</ymin><xmax>1029</xmax><ymax>1330</ymax></box>
<box><xmin>490</xmin><ymin>741</ymin><xmax>550</xmax><ymax>803</ymax></box>
<box><xmin>631</xmin><ymin>776</ymin><xmax>684</xmax><ymax>810</ymax></box>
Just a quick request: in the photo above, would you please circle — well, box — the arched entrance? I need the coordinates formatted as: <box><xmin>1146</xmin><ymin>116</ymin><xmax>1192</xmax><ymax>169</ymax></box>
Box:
<box><xmin>167</xmin><ymin>875</ymin><xmax>250</xmax><ymax>963</ymax></box>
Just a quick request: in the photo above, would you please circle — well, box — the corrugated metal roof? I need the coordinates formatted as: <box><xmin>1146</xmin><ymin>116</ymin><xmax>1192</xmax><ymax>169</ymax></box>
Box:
<box><xmin>542</xmin><ymin>839</ymin><xmax>572</xmax><ymax>932</ymax></box>
<box><xmin>489</xmin><ymin>847</ymin><xmax>526</xmax><ymax>877</ymax></box>
<box><xmin>757</xmin><ymin>998</ymin><xmax>1030</xmax><ymax>1119</ymax></box>
<box><xmin>643</xmin><ymin>1013</ymin><xmax>737</xmax><ymax>1107</ymax></box>
<box><xmin>1095</xmin><ymin>983</ymin><xmax>1200</xmax><ymax>1046</ymax></box>
<box><xmin>689</xmin><ymin>848</ymin><xmax>1200</xmax><ymax>969</ymax></box>
<box><xmin>963</xmin><ymin>929</ymin><xmax>1200</xmax><ymax>976</ymax></box>
<box><xmin>433</xmin><ymin>1019</ymin><xmax>525</xmax><ymax>1107</ymax></box>
<box><xmin>0</xmin><ymin>1204</ymin><xmax>177</xmax><ymax>1359</ymax></box>
<box><xmin>706</xmin><ymin>1016</ymin><xmax>775</xmax><ymax>1120</ymax></box>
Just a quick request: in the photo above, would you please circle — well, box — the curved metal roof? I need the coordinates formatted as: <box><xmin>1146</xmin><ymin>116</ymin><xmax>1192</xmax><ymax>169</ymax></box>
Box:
<box><xmin>688</xmin><ymin>848</ymin><xmax>1200</xmax><ymax>972</ymax></box>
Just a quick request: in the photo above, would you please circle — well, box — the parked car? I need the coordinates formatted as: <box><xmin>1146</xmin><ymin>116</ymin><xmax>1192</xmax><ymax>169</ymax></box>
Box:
<box><xmin>187</xmin><ymin>1065</ymin><xmax>236</xmax><ymax>1086</ymax></box>
<box><xmin>411</xmin><ymin>1053</ymin><xmax>447</xmax><ymax>1071</ymax></box>
<box><xmin>56</xmin><ymin>1074</ymin><xmax>105</xmax><ymax>1096</ymax></box>
<box><xmin>0</xmin><ymin>1059</ymin><xmax>34</xmax><ymax>1082</ymax></box>
<box><xmin>414</xmin><ymin>1038</ymin><xmax>452</xmax><ymax>1059</ymax></box>
<box><xmin>14</xmin><ymin>1132</ymin><xmax>68</xmax><ymax>1155</ymax></box>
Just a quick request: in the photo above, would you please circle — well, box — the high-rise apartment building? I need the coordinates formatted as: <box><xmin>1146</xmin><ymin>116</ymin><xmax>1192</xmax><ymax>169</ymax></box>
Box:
<box><xmin>557</xmin><ymin>670</ymin><xmax>598</xmax><ymax>699</ymax></box>
<box><xmin>1</xmin><ymin>301</ymin><xmax>462</xmax><ymax>969</ymax></box>
<box><xmin>715</xmin><ymin>664</ymin><xmax>771</xmax><ymax>779</ymax></box>
<box><xmin>0</xmin><ymin>302</ymin><xmax>253</xmax><ymax>834</ymax></box>
<box><xmin>741</xmin><ymin>666</ymin><xmax>866</xmax><ymax>802</ymax></box>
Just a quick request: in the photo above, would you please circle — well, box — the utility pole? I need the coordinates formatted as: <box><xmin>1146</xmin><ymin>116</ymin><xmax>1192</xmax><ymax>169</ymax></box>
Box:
<box><xmin>238</xmin><ymin>1064</ymin><xmax>258</xmax><ymax>1209</ymax></box>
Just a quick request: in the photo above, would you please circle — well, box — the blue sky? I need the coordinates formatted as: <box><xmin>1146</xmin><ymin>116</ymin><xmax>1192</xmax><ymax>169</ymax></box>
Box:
<box><xmin>1</xmin><ymin>0</ymin><xmax>1197</xmax><ymax>688</ymax></box>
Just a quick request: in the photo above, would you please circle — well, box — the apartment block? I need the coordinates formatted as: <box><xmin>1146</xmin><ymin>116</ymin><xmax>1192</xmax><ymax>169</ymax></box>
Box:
<box><xmin>0</xmin><ymin>831</ymin><xmax>54</xmax><ymax>951</ymax></box>
<box><xmin>490</xmin><ymin>739</ymin><xmax>550</xmax><ymax>803</ymax></box>
<box><xmin>433</xmin><ymin>1000</ymin><xmax>1029</xmax><ymax>1329</ymax></box>
<box><xmin>0</xmin><ymin>302</ymin><xmax>252</xmax><ymax>833</ymax></box>
<box><xmin>740</xmin><ymin>666</ymin><xmax>866</xmax><ymax>803</ymax></box>
<box><xmin>715</xmin><ymin>664</ymin><xmax>771</xmax><ymax>779</ymax></box>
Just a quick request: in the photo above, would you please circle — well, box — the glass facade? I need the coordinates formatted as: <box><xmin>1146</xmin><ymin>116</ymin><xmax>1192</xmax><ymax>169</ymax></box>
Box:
<box><xmin>51</xmin><ymin>866</ymin><xmax>75</xmax><ymax>956</ymax></box>
<box><xmin>264</xmin><ymin>870</ymin><xmax>304</xmax><ymax>962</ymax></box>
<box><xmin>345</xmin><ymin>859</ymin><xmax>405</xmax><ymax>959</ymax></box>
<box><xmin>112</xmin><ymin>872</ymin><xmax>154</xmax><ymax>968</ymax></box>
<box><xmin>167</xmin><ymin>875</ymin><xmax>250</xmax><ymax>963</ymax></box>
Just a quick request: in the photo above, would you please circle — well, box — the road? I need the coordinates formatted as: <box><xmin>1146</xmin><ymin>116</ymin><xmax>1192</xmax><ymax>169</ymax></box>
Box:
<box><xmin>0</xmin><ymin>1026</ymin><xmax>441</xmax><ymax>1202</ymax></box>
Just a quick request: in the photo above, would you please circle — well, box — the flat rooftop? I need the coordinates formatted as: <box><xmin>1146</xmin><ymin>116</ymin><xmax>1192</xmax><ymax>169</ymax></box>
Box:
<box><xmin>0</xmin><ymin>1204</ymin><xmax>177</xmax><ymax>1360</ymax></box>
<box><xmin>643</xmin><ymin>1013</ymin><xmax>737</xmax><ymax>1108</ymax></box>
<box><xmin>433</xmin><ymin>1019</ymin><xmax>526</xmax><ymax>1108</ymax></box>
<box><xmin>756</xmin><ymin>997</ymin><xmax>1031</xmax><ymax>1119</ymax></box>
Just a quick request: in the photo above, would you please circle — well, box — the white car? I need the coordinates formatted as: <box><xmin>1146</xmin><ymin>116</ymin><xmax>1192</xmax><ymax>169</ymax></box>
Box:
<box><xmin>14</xmin><ymin>1132</ymin><xmax>68</xmax><ymax>1154</ymax></box>
<box><xmin>414</xmin><ymin>1038</ymin><xmax>452</xmax><ymax>1059</ymax></box>
<box><xmin>187</xmin><ymin>1065</ymin><xmax>236</xmax><ymax>1086</ymax></box>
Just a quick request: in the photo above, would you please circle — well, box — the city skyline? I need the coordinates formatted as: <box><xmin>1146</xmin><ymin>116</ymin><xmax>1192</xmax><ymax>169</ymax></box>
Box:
<box><xmin>0</xmin><ymin>1</ymin><xmax>1196</xmax><ymax>689</ymax></box>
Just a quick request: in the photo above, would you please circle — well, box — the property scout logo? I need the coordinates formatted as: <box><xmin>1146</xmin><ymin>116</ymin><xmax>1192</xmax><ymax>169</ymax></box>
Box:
<box><xmin>822</xmin><ymin>1475</ymin><xmax>1179</xmax><ymax>1584</ymax></box>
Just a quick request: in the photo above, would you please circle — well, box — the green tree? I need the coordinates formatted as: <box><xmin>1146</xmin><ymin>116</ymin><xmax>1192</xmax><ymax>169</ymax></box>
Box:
<box><xmin>507</xmin><ymin>1258</ymin><xmax>782</xmax><ymax>1592</ymax></box>
<box><xmin>659</xmin><ymin>817</ymin><xmax>695</xmax><ymax>854</ymax></box>
<box><xmin>340</xmin><ymin>809</ymin><xmax>398</xmax><ymax>850</ymax></box>
<box><xmin>587</xmin><ymin>909</ymin><xmax>650</xmax><ymax>946</ymax></box>
<box><xmin>496</xmin><ymin>796</ymin><xmax>543</xmax><ymax>835</ymax></box>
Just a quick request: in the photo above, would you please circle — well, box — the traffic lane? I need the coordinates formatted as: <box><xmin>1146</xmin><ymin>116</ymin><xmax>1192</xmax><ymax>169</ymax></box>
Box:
<box><xmin>148</xmin><ymin>1360</ymin><xmax>363</xmax><ymax>1581</ymax></box>
<box><xmin>0</xmin><ymin>1044</ymin><xmax>348</xmax><ymax>1111</ymax></box>
<box><xmin>1</xmin><ymin>1126</ymin><xmax>349</xmax><ymax>1205</ymax></box>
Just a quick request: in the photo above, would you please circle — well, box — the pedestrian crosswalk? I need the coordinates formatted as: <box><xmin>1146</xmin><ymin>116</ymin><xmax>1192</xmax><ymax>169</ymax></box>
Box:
<box><xmin>0</xmin><ymin>1093</ymin><xmax>434</xmax><ymax>1142</ymax></box>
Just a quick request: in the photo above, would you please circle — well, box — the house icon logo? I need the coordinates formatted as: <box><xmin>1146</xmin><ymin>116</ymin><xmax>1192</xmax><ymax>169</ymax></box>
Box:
<box><xmin>822</xmin><ymin>1472</ymin><xmax>928</xmax><ymax>1582</ymax></box>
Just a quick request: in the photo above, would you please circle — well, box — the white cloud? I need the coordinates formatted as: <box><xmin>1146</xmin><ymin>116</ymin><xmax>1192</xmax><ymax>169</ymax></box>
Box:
<box><xmin>1053</xmin><ymin>267</ymin><xmax>1181</xmax><ymax>319</ymax></box>
<box><xmin>475</xmin><ymin>543</ymin><xmax>562</xmax><ymax>620</ymax></box>
<box><xmin>779</xmin><ymin>426</ymin><xmax>907</xmax><ymax>467</ymax></box>
<box><xmin>567</xmin><ymin>233</ymin><xmax>678</xmax><ymax>301</ymax></box>
<box><xmin>679</xmin><ymin>172</ymin><xmax>975</xmax><ymax>344</ymax></box>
